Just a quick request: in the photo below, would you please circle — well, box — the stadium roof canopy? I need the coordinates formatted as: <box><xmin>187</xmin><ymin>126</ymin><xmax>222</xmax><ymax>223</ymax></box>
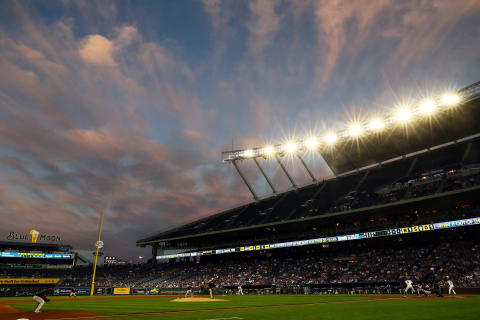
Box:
<box><xmin>137</xmin><ymin>81</ymin><xmax>480</xmax><ymax>248</ymax></box>
<box><xmin>322</xmin><ymin>81</ymin><xmax>480</xmax><ymax>174</ymax></box>
<box><xmin>221</xmin><ymin>81</ymin><xmax>480</xmax><ymax>175</ymax></box>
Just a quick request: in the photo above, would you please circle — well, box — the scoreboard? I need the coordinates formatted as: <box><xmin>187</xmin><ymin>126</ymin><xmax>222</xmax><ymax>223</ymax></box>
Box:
<box><xmin>157</xmin><ymin>216</ymin><xmax>480</xmax><ymax>260</ymax></box>
<box><xmin>0</xmin><ymin>251</ymin><xmax>73</xmax><ymax>259</ymax></box>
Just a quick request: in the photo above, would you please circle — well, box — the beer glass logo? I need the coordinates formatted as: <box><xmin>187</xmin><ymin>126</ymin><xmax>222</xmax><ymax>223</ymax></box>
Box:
<box><xmin>30</xmin><ymin>229</ymin><xmax>40</xmax><ymax>243</ymax></box>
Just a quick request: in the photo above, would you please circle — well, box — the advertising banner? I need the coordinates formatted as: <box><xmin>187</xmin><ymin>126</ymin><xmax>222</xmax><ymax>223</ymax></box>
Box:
<box><xmin>149</xmin><ymin>288</ymin><xmax>160</xmax><ymax>295</ymax></box>
<box><xmin>132</xmin><ymin>288</ymin><xmax>146</xmax><ymax>295</ymax></box>
<box><xmin>75</xmin><ymin>287</ymin><xmax>90</xmax><ymax>295</ymax></box>
<box><xmin>0</xmin><ymin>278</ymin><xmax>60</xmax><ymax>285</ymax></box>
<box><xmin>54</xmin><ymin>287</ymin><xmax>73</xmax><ymax>296</ymax></box>
<box><xmin>6</xmin><ymin>229</ymin><xmax>61</xmax><ymax>243</ymax></box>
<box><xmin>113</xmin><ymin>287</ymin><xmax>130</xmax><ymax>295</ymax></box>
<box><xmin>95</xmin><ymin>287</ymin><xmax>106</xmax><ymax>295</ymax></box>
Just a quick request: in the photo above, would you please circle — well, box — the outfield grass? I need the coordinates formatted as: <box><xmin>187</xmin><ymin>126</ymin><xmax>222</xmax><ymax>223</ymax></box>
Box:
<box><xmin>5</xmin><ymin>294</ymin><xmax>480</xmax><ymax>320</ymax></box>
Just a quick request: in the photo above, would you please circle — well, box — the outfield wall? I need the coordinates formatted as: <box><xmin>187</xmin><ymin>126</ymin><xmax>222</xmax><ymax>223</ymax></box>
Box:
<box><xmin>2</xmin><ymin>284</ymin><xmax>479</xmax><ymax>297</ymax></box>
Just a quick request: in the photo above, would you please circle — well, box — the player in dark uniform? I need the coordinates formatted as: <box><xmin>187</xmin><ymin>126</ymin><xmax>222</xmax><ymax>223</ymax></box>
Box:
<box><xmin>434</xmin><ymin>280</ymin><xmax>444</xmax><ymax>297</ymax></box>
<box><xmin>185</xmin><ymin>285</ymin><xmax>193</xmax><ymax>297</ymax></box>
<box><xmin>208</xmin><ymin>281</ymin><xmax>215</xmax><ymax>299</ymax></box>
<box><xmin>33</xmin><ymin>287</ymin><xmax>52</xmax><ymax>313</ymax></box>
<box><xmin>423</xmin><ymin>267</ymin><xmax>443</xmax><ymax>297</ymax></box>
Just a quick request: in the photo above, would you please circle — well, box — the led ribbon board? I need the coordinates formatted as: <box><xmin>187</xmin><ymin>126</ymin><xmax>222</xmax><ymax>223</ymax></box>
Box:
<box><xmin>0</xmin><ymin>251</ymin><xmax>73</xmax><ymax>259</ymax></box>
<box><xmin>156</xmin><ymin>216</ymin><xmax>480</xmax><ymax>260</ymax></box>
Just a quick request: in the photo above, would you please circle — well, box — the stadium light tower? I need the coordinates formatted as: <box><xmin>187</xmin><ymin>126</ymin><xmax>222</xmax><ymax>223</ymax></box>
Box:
<box><xmin>232</xmin><ymin>160</ymin><xmax>258</xmax><ymax>200</ymax></box>
<box><xmin>306</xmin><ymin>137</ymin><xmax>319</xmax><ymax>149</ymax></box>
<box><xmin>275</xmin><ymin>153</ymin><xmax>297</xmax><ymax>188</ymax></box>
<box><xmin>253</xmin><ymin>157</ymin><xmax>277</xmax><ymax>194</ymax></box>
<box><xmin>221</xmin><ymin>84</ymin><xmax>479</xmax><ymax>200</ymax></box>
<box><xmin>296</xmin><ymin>153</ymin><xmax>317</xmax><ymax>182</ymax></box>
<box><xmin>264</xmin><ymin>146</ymin><xmax>275</xmax><ymax>156</ymax></box>
<box><xmin>420</xmin><ymin>100</ymin><xmax>436</xmax><ymax>115</ymax></box>
<box><xmin>369</xmin><ymin>118</ymin><xmax>385</xmax><ymax>131</ymax></box>
<box><xmin>442</xmin><ymin>93</ymin><xmax>460</xmax><ymax>106</ymax></box>
<box><xmin>324</xmin><ymin>133</ymin><xmax>338</xmax><ymax>145</ymax></box>
<box><xmin>396</xmin><ymin>108</ymin><xmax>411</xmax><ymax>122</ymax></box>
<box><xmin>283</xmin><ymin>141</ymin><xmax>297</xmax><ymax>153</ymax></box>
<box><xmin>348</xmin><ymin>124</ymin><xmax>363</xmax><ymax>137</ymax></box>
<box><xmin>244</xmin><ymin>149</ymin><xmax>254</xmax><ymax>158</ymax></box>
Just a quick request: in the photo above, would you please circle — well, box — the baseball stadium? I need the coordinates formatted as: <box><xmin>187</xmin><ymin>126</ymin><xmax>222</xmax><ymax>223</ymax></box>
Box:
<box><xmin>3</xmin><ymin>2</ymin><xmax>480</xmax><ymax>320</ymax></box>
<box><xmin>1</xmin><ymin>81</ymin><xmax>480</xmax><ymax>319</ymax></box>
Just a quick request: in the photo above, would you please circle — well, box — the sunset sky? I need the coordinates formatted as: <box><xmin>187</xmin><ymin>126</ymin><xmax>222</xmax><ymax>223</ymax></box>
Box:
<box><xmin>1</xmin><ymin>0</ymin><xmax>480</xmax><ymax>260</ymax></box>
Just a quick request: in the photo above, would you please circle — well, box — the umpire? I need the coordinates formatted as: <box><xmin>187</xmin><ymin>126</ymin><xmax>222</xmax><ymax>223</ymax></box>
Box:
<box><xmin>423</xmin><ymin>267</ymin><xmax>443</xmax><ymax>297</ymax></box>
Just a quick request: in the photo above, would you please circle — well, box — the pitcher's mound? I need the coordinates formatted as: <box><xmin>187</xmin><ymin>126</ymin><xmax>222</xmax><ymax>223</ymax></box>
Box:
<box><xmin>172</xmin><ymin>297</ymin><xmax>226</xmax><ymax>302</ymax></box>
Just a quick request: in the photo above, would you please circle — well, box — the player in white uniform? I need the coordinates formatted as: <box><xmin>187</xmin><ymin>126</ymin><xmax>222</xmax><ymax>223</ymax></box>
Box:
<box><xmin>237</xmin><ymin>285</ymin><xmax>244</xmax><ymax>295</ymax></box>
<box><xmin>404</xmin><ymin>279</ymin><xmax>414</xmax><ymax>295</ymax></box>
<box><xmin>447</xmin><ymin>279</ymin><xmax>456</xmax><ymax>295</ymax></box>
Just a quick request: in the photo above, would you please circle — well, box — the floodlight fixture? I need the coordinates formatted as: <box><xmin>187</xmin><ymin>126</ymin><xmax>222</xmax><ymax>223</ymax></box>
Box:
<box><xmin>419</xmin><ymin>100</ymin><xmax>436</xmax><ymax>115</ymax></box>
<box><xmin>264</xmin><ymin>146</ymin><xmax>275</xmax><ymax>156</ymax></box>
<box><xmin>369</xmin><ymin>118</ymin><xmax>385</xmax><ymax>131</ymax></box>
<box><xmin>244</xmin><ymin>149</ymin><xmax>254</xmax><ymax>158</ymax></box>
<box><xmin>348</xmin><ymin>123</ymin><xmax>363</xmax><ymax>137</ymax></box>
<box><xmin>305</xmin><ymin>137</ymin><xmax>319</xmax><ymax>149</ymax></box>
<box><xmin>324</xmin><ymin>133</ymin><xmax>337</xmax><ymax>145</ymax></box>
<box><xmin>396</xmin><ymin>108</ymin><xmax>411</xmax><ymax>122</ymax></box>
<box><xmin>284</xmin><ymin>142</ymin><xmax>297</xmax><ymax>153</ymax></box>
<box><xmin>221</xmin><ymin>83</ymin><xmax>480</xmax><ymax>166</ymax></box>
<box><xmin>442</xmin><ymin>93</ymin><xmax>460</xmax><ymax>106</ymax></box>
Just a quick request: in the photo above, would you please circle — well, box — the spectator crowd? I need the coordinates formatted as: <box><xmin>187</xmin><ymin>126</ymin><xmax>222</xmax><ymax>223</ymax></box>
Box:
<box><xmin>329</xmin><ymin>166</ymin><xmax>480</xmax><ymax>213</ymax></box>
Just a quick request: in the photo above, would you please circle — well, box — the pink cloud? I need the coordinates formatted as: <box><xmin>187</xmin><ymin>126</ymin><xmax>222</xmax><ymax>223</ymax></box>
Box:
<box><xmin>79</xmin><ymin>34</ymin><xmax>117</xmax><ymax>66</ymax></box>
<box><xmin>383</xmin><ymin>0</ymin><xmax>480</xmax><ymax>72</ymax></box>
<box><xmin>309</xmin><ymin>0</ymin><xmax>480</xmax><ymax>91</ymax></box>
<box><xmin>247</xmin><ymin>0</ymin><xmax>281</xmax><ymax>58</ymax></box>
<box><xmin>202</xmin><ymin>0</ymin><xmax>236</xmax><ymax>64</ymax></box>
<box><xmin>311</xmin><ymin>0</ymin><xmax>390</xmax><ymax>90</ymax></box>
<box><xmin>114</xmin><ymin>25</ymin><xmax>139</xmax><ymax>47</ymax></box>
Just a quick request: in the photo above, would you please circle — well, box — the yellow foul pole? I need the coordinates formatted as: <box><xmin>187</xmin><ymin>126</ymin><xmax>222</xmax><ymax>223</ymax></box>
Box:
<box><xmin>90</xmin><ymin>210</ymin><xmax>105</xmax><ymax>296</ymax></box>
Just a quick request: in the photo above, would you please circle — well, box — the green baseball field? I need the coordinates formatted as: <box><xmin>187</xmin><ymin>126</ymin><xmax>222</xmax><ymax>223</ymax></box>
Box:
<box><xmin>1</xmin><ymin>294</ymin><xmax>479</xmax><ymax>320</ymax></box>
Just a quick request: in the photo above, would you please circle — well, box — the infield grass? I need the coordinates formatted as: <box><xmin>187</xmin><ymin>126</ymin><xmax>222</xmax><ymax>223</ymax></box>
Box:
<box><xmin>5</xmin><ymin>294</ymin><xmax>480</xmax><ymax>320</ymax></box>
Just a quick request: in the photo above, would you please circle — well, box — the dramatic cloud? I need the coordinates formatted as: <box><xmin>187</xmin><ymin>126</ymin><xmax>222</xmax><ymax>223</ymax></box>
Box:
<box><xmin>247</xmin><ymin>0</ymin><xmax>280</xmax><ymax>58</ymax></box>
<box><xmin>79</xmin><ymin>34</ymin><xmax>117</xmax><ymax>66</ymax></box>
<box><xmin>311</xmin><ymin>0</ymin><xmax>390</xmax><ymax>90</ymax></box>
<box><xmin>1</xmin><ymin>0</ymin><xmax>480</xmax><ymax>260</ymax></box>
<box><xmin>310</xmin><ymin>0</ymin><xmax>480</xmax><ymax>91</ymax></box>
